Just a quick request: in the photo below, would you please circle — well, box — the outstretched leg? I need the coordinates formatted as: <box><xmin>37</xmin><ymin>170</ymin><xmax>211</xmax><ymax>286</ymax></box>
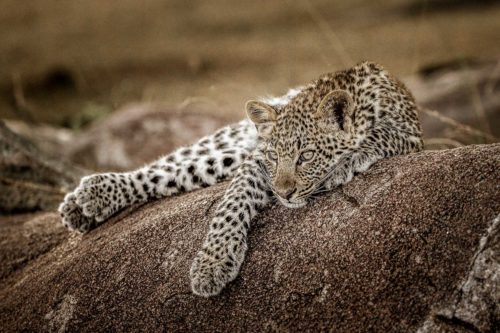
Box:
<box><xmin>59</xmin><ymin>120</ymin><xmax>257</xmax><ymax>233</ymax></box>
<box><xmin>190</xmin><ymin>155</ymin><xmax>273</xmax><ymax>297</ymax></box>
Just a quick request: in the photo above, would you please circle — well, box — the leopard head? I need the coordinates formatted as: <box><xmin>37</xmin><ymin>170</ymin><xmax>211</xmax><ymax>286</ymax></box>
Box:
<box><xmin>246</xmin><ymin>89</ymin><xmax>355</xmax><ymax>208</ymax></box>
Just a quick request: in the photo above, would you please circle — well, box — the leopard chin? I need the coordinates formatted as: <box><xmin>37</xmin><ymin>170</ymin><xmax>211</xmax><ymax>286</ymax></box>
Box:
<box><xmin>278</xmin><ymin>198</ymin><xmax>308</xmax><ymax>209</ymax></box>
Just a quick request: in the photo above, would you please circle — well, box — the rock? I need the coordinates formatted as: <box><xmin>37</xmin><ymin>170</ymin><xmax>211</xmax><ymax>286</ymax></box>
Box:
<box><xmin>405</xmin><ymin>60</ymin><xmax>500</xmax><ymax>148</ymax></box>
<box><xmin>5</xmin><ymin>103</ymin><xmax>233</xmax><ymax>173</ymax></box>
<box><xmin>0</xmin><ymin>212</ymin><xmax>68</xmax><ymax>285</ymax></box>
<box><xmin>66</xmin><ymin>103</ymin><xmax>232</xmax><ymax>171</ymax></box>
<box><xmin>417</xmin><ymin>215</ymin><xmax>500</xmax><ymax>333</ymax></box>
<box><xmin>3</xmin><ymin>119</ymin><xmax>76</xmax><ymax>159</ymax></box>
<box><xmin>0</xmin><ymin>144</ymin><xmax>498</xmax><ymax>332</ymax></box>
<box><xmin>0</xmin><ymin>121</ymin><xmax>86</xmax><ymax>213</ymax></box>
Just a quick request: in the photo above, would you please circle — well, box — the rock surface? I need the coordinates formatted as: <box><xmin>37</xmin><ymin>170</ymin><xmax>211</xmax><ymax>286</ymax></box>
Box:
<box><xmin>0</xmin><ymin>144</ymin><xmax>499</xmax><ymax>332</ymax></box>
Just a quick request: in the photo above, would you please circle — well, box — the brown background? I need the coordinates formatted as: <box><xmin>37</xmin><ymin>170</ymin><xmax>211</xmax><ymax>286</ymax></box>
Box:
<box><xmin>1</xmin><ymin>0</ymin><xmax>499</xmax><ymax>128</ymax></box>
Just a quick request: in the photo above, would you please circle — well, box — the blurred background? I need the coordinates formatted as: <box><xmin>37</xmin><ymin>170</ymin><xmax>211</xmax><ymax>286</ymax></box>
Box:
<box><xmin>1</xmin><ymin>0</ymin><xmax>499</xmax><ymax>172</ymax></box>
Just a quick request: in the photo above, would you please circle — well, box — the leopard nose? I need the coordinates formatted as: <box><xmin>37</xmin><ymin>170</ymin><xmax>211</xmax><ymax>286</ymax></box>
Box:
<box><xmin>276</xmin><ymin>188</ymin><xmax>296</xmax><ymax>200</ymax></box>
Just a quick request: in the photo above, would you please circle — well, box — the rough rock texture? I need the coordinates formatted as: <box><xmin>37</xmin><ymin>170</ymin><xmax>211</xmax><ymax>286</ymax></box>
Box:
<box><xmin>0</xmin><ymin>144</ymin><xmax>498</xmax><ymax>333</ymax></box>
<box><xmin>418</xmin><ymin>215</ymin><xmax>500</xmax><ymax>333</ymax></box>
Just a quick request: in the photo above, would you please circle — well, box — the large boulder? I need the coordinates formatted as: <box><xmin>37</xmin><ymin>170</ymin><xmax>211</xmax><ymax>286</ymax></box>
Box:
<box><xmin>0</xmin><ymin>144</ymin><xmax>498</xmax><ymax>332</ymax></box>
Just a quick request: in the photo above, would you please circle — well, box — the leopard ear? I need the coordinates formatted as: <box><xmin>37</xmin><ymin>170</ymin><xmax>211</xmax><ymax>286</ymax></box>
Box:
<box><xmin>314</xmin><ymin>90</ymin><xmax>354</xmax><ymax>132</ymax></box>
<box><xmin>245</xmin><ymin>100</ymin><xmax>277</xmax><ymax>137</ymax></box>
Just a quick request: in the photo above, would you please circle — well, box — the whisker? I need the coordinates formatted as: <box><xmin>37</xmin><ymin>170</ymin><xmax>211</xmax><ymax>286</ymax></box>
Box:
<box><xmin>256</xmin><ymin>160</ymin><xmax>278</xmax><ymax>199</ymax></box>
<box><xmin>311</xmin><ymin>188</ymin><xmax>332</xmax><ymax>195</ymax></box>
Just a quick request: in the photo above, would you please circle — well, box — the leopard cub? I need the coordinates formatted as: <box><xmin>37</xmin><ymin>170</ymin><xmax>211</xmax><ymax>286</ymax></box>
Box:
<box><xmin>59</xmin><ymin>62</ymin><xmax>423</xmax><ymax>297</ymax></box>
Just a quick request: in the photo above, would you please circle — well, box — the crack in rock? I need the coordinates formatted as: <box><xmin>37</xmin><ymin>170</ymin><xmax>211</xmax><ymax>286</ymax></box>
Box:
<box><xmin>417</xmin><ymin>214</ymin><xmax>500</xmax><ymax>333</ymax></box>
<box><xmin>44</xmin><ymin>294</ymin><xmax>77</xmax><ymax>333</ymax></box>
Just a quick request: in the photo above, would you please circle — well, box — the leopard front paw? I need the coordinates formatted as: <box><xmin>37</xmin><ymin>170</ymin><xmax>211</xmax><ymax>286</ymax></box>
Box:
<box><xmin>73</xmin><ymin>173</ymin><xmax>125</xmax><ymax>222</ymax></box>
<box><xmin>58</xmin><ymin>193</ymin><xmax>95</xmax><ymax>233</ymax></box>
<box><xmin>58</xmin><ymin>173</ymin><xmax>128</xmax><ymax>232</ymax></box>
<box><xmin>189</xmin><ymin>250</ymin><xmax>241</xmax><ymax>297</ymax></box>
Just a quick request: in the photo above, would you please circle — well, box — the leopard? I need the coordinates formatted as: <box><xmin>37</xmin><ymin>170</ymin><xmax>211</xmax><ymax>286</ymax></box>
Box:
<box><xmin>59</xmin><ymin>61</ymin><xmax>423</xmax><ymax>297</ymax></box>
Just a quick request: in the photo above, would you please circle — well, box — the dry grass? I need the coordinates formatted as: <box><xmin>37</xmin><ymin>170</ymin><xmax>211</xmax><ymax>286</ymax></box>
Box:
<box><xmin>300</xmin><ymin>0</ymin><xmax>353</xmax><ymax>68</ymax></box>
<box><xmin>0</xmin><ymin>0</ymin><xmax>499</xmax><ymax>126</ymax></box>
<box><xmin>0</xmin><ymin>0</ymin><xmax>498</xmax><ymax>152</ymax></box>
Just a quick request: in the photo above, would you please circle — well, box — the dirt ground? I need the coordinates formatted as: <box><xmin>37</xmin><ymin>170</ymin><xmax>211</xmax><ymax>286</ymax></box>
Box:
<box><xmin>1</xmin><ymin>0</ymin><xmax>499</xmax><ymax>128</ymax></box>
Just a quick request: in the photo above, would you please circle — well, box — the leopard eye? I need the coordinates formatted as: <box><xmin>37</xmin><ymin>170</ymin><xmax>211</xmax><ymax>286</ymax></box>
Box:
<box><xmin>266</xmin><ymin>150</ymin><xmax>278</xmax><ymax>162</ymax></box>
<box><xmin>298</xmin><ymin>150</ymin><xmax>315</xmax><ymax>164</ymax></box>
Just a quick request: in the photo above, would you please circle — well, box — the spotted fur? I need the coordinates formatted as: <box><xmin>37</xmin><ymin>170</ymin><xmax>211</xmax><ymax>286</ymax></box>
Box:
<box><xmin>59</xmin><ymin>62</ymin><xmax>423</xmax><ymax>297</ymax></box>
